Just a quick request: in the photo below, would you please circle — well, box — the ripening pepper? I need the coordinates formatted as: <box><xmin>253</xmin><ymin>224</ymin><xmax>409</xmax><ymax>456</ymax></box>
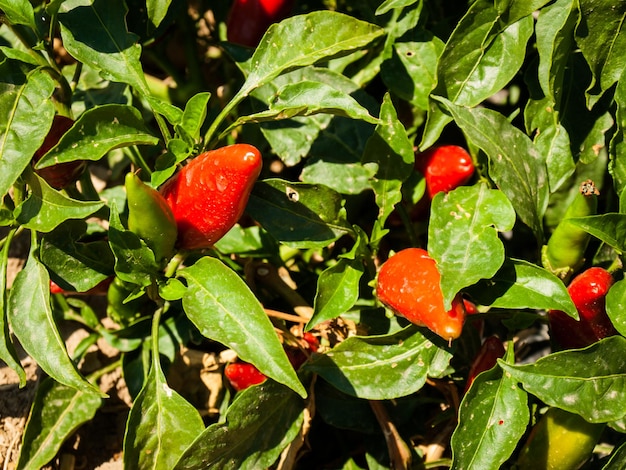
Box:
<box><xmin>376</xmin><ymin>248</ymin><xmax>466</xmax><ymax>341</ymax></box>
<box><xmin>463</xmin><ymin>335</ymin><xmax>505</xmax><ymax>394</ymax></box>
<box><xmin>32</xmin><ymin>115</ymin><xmax>86</xmax><ymax>189</ymax></box>
<box><xmin>160</xmin><ymin>144</ymin><xmax>263</xmax><ymax>251</ymax></box>
<box><xmin>125</xmin><ymin>172</ymin><xmax>178</xmax><ymax>265</ymax></box>
<box><xmin>224</xmin><ymin>361</ymin><xmax>267</xmax><ymax>391</ymax></box>
<box><xmin>415</xmin><ymin>145</ymin><xmax>475</xmax><ymax>200</ymax></box>
<box><xmin>543</xmin><ymin>179</ymin><xmax>599</xmax><ymax>282</ymax></box>
<box><xmin>549</xmin><ymin>267</ymin><xmax>617</xmax><ymax>349</ymax></box>
<box><xmin>516</xmin><ymin>407</ymin><xmax>605</xmax><ymax>470</ymax></box>
<box><xmin>226</xmin><ymin>0</ymin><xmax>295</xmax><ymax>48</ymax></box>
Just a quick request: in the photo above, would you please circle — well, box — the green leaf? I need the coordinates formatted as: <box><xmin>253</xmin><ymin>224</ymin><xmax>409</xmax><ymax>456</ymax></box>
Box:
<box><xmin>14</xmin><ymin>170</ymin><xmax>104</xmax><ymax>232</ymax></box>
<box><xmin>174</xmin><ymin>380</ymin><xmax>305</xmax><ymax>470</ymax></box>
<box><xmin>606</xmin><ymin>278</ymin><xmax>626</xmax><ymax>337</ymax></box>
<box><xmin>438</xmin><ymin>99</ymin><xmax>548</xmax><ymax>242</ymax></box>
<box><xmin>301</xmin><ymin>160</ymin><xmax>375</xmax><ymax>195</ymax></box>
<box><xmin>362</xmin><ymin>93</ymin><xmax>414</xmax><ymax>234</ymax></box>
<box><xmin>611</xmin><ymin>69</ymin><xmax>626</xmax><ymax>196</ymax></box>
<box><xmin>124</xmin><ymin>352</ymin><xmax>204</xmax><ymax>469</ymax></box>
<box><xmin>309</xmin><ymin>258</ymin><xmax>364</xmax><ymax>329</ymax></box>
<box><xmin>7</xmin><ymin>252</ymin><xmax>103</xmax><ymax>395</ymax></box>
<box><xmin>306</xmin><ymin>326</ymin><xmax>454</xmax><ymax>400</ymax></box>
<box><xmin>381</xmin><ymin>34</ymin><xmax>444</xmax><ymax>110</ymax></box>
<box><xmin>0</xmin><ymin>230</ymin><xmax>25</xmax><ymax>385</ymax></box>
<box><xmin>40</xmin><ymin>221</ymin><xmax>114</xmax><ymax>292</ymax></box>
<box><xmin>146</xmin><ymin>0</ymin><xmax>172</xmax><ymax>30</ymax></box>
<box><xmin>376</xmin><ymin>0</ymin><xmax>420</xmax><ymax>16</ymax></box>
<box><xmin>58</xmin><ymin>0</ymin><xmax>149</xmax><ymax>93</ymax></box>
<box><xmin>35</xmin><ymin>104</ymin><xmax>159</xmax><ymax>168</ymax></box>
<box><xmin>428</xmin><ymin>184</ymin><xmax>516</xmax><ymax>309</ymax></box>
<box><xmin>233</xmin><ymin>81</ymin><xmax>378</xmax><ymax>128</ymax></box>
<box><xmin>178</xmin><ymin>257</ymin><xmax>306</xmax><ymax>398</ymax></box>
<box><xmin>451</xmin><ymin>347</ymin><xmax>528</xmax><ymax>470</ymax></box>
<box><xmin>0</xmin><ymin>0</ymin><xmax>36</xmax><ymax>29</ymax></box>
<box><xmin>568</xmin><ymin>213</ymin><xmax>626</xmax><ymax>252</ymax></box>
<box><xmin>17</xmin><ymin>378</ymin><xmax>102</xmax><ymax>470</ymax></box>
<box><xmin>499</xmin><ymin>336</ymin><xmax>626</xmax><ymax>423</ymax></box>
<box><xmin>179</xmin><ymin>92</ymin><xmax>211</xmax><ymax>142</ymax></box>
<box><xmin>575</xmin><ymin>0</ymin><xmax>626</xmax><ymax>105</ymax></box>
<box><xmin>0</xmin><ymin>63</ymin><xmax>56</xmax><ymax>198</ymax></box>
<box><xmin>247</xmin><ymin>179</ymin><xmax>353</xmax><ymax>249</ymax></box>
<box><xmin>603</xmin><ymin>439</ymin><xmax>626</xmax><ymax>469</ymax></box>
<box><xmin>466</xmin><ymin>258</ymin><xmax>577</xmax><ymax>317</ymax></box>
<box><xmin>499</xmin><ymin>0</ymin><xmax>553</xmax><ymax>24</ymax></box>
<box><xmin>238</xmin><ymin>11</ymin><xmax>384</xmax><ymax>98</ymax></box>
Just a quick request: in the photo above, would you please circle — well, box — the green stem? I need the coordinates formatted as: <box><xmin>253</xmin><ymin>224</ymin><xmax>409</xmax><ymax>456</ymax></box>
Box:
<box><xmin>203</xmin><ymin>88</ymin><xmax>249</xmax><ymax>150</ymax></box>
<box><xmin>88</xmin><ymin>358</ymin><xmax>123</xmax><ymax>383</ymax></box>
<box><xmin>395</xmin><ymin>202</ymin><xmax>421</xmax><ymax>248</ymax></box>
<box><xmin>151</xmin><ymin>303</ymin><xmax>165</xmax><ymax>371</ymax></box>
<box><xmin>126</xmin><ymin>146</ymin><xmax>153</xmax><ymax>177</ymax></box>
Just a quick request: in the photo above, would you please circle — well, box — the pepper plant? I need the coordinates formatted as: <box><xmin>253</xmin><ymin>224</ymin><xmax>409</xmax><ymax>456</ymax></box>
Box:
<box><xmin>2</xmin><ymin>0</ymin><xmax>626</xmax><ymax>469</ymax></box>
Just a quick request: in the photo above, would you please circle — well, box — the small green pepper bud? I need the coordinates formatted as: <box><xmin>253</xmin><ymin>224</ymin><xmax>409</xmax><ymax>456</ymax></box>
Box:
<box><xmin>125</xmin><ymin>172</ymin><xmax>178</xmax><ymax>265</ymax></box>
<box><xmin>542</xmin><ymin>179</ymin><xmax>599</xmax><ymax>282</ymax></box>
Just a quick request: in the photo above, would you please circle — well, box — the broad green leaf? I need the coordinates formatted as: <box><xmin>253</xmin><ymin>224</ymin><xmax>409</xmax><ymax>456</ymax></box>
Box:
<box><xmin>17</xmin><ymin>378</ymin><xmax>102</xmax><ymax>470</ymax></box>
<box><xmin>535</xmin><ymin>122</ymin><xmax>576</xmax><ymax>192</ymax></box>
<box><xmin>0</xmin><ymin>63</ymin><xmax>55</xmax><ymax>198</ymax></box>
<box><xmin>362</xmin><ymin>93</ymin><xmax>414</xmax><ymax>234</ymax></box>
<box><xmin>214</xmin><ymin>225</ymin><xmax>278</xmax><ymax>257</ymax></box>
<box><xmin>438</xmin><ymin>99</ymin><xmax>548</xmax><ymax>242</ymax></box>
<box><xmin>232</xmin><ymin>81</ymin><xmax>378</xmax><ymax>128</ymax></box>
<box><xmin>179</xmin><ymin>92</ymin><xmax>211</xmax><ymax>142</ymax></box>
<box><xmin>247</xmin><ymin>179</ymin><xmax>353</xmax><ymax>249</ymax></box>
<box><xmin>40</xmin><ymin>221</ymin><xmax>115</xmax><ymax>292</ymax></box>
<box><xmin>0</xmin><ymin>229</ymin><xmax>25</xmax><ymax>385</ymax></box>
<box><xmin>124</xmin><ymin>352</ymin><xmax>204</xmax><ymax>469</ymax></box>
<box><xmin>466</xmin><ymin>258</ymin><xmax>577</xmax><ymax>317</ymax></box>
<box><xmin>108</xmin><ymin>203</ymin><xmax>159</xmax><ymax>286</ymax></box>
<box><xmin>178</xmin><ymin>257</ymin><xmax>306</xmax><ymax>398</ymax></box>
<box><xmin>301</xmin><ymin>160</ymin><xmax>375</xmax><ymax>195</ymax></box>
<box><xmin>498</xmin><ymin>0</ymin><xmax>553</xmax><ymax>24</ymax></box>
<box><xmin>174</xmin><ymin>380</ymin><xmax>305</xmax><ymax>470</ymax></box>
<box><xmin>305</xmin><ymin>326</ymin><xmax>454</xmax><ymax>400</ymax></box>
<box><xmin>309</xmin><ymin>257</ymin><xmax>364</xmax><ymax>329</ymax></box>
<box><xmin>612</xmin><ymin>68</ymin><xmax>626</xmax><ymax>196</ymax></box>
<box><xmin>428</xmin><ymin>184</ymin><xmax>516</xmax><ymax>309</ymax></box>
<box><xmin>380</xmin><ymin>35</ymin><xmax>444</xmax><ymax>110</ymax></box>
<box><xmin>14</xmin><ymin>170</ymin><xmax>104</xmax><ymax>232</ymax></box>
<box><xmin>535</xmin><ymin>0</ymin><xmax>578</xmax><ymax>105</ymax></box>
<box><xmin>606</xmin><ymin>279</ymin><xmax>626</xmax><ymax>337</ymax></box>
<box><xmin>0</xmin><ymin>0</ymin><xmax>36</xmax><ymax>29</ymax></box>
<box><xmin>7</xmin><ymin>252</ymin><xmax>103</xmax><ymax>395</ymax></box>
<box><xmin>575</xmin><ymin>0</ymin><xmax>626</xmax><ymax>106</ymax></box>
<box><xmin>451</xmin><ymin>347</ymin><xmax>528</xmax><ymax>470</ymax></box>
<box><xmin>568</xmin><ymin>213</ymin><xmax>626</xmax><ymax>252</ymax></box>
<box><xmin>499</xmin><ymin>336</ymin><xmax>626</xmax><ymax>423</ymax></box>
<box><xmin>58</xmin><ymin>0</ymin><xmax>149</xmax><ymax>93</ymax></box>
<box><xmin>238</xmin><ymin>12</ymin><xmax>384</xmax><ymax>98</ymax></box>
<box><xmin>421</xmin><ymin>3</ymin><xmax>533</xmax><ymax>148</ymax></box>
<box><xmin>146</xmin><ymin>0</ymin><xmax>172</xmax><ymax>30</ymax></box>
<box><xmin>35</xmin><ymin>104</ymin><xmax>159</xmax><ymax>168</ymax></box>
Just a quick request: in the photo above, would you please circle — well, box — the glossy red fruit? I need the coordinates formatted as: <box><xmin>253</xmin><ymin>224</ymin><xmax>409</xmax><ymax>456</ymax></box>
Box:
<box><xmin>226</xmin><ymin>0</ymin><xmax>295</xmax><ymax>47</ymax></box>
<box><xmin>464</xmin><ymin>336</ymin><xmax>506</xmax><ymax>393</ymax></box>
<box><xmin>160</xmin><ymin>144</ymin><xmax>263</xmax><ymax>250</ymax></box>
<box><xmin>415</xmin><ymin>145</ymin><xmax>474</xmax><ymax>199</ymax></box>
<box><xmin>376</xmin><ymin>248</ymin><xmax>466</xmax><ymax>341</ymax></box>
<box><xmin>224</xmin><ymin>361</ymin><xmax>267</xmax><ymax>391</ymax></box>
<box><xmin>49</xmin><ymin>277</ymin><xmax>112</xmax><ymax>296</ymax></box>
<box><xmin>549</xmin><ymin>267</ymin><xmax>617</xmax><ymax>349</ymax></box>
<box><xmin>33</xmin><ymin>115</ymin><xmax>86</xmax><ymax>189</ymax></box>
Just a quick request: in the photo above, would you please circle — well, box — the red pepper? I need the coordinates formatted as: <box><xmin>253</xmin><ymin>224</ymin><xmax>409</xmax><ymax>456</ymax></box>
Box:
<box><xmin>226</xmin><ymin>0</ymin><xmax>295</xmax><ymax>48</ymax></box>
<box><xmin>49</xmin><ymin>277</ymin><xmax>112</xmax><ymax>296</ymax></box>
<box><xmin>415</xmin><ymin>145</ymin><xmax>475</xmax><ymax>200</ymax></box>
<box><xmin>549</xmin><ymin>267</ymin><xmax>617</xmax><ymax>349</ymax></box>
<box><xmin>160</xmin><ymin>144</ymin><xmax>263</xmax><ymax>251</ymax></box>
<box><xmin>464</xmin><ymin>335</ymin><xmax>505</xmax><ymax>393</ymax></box>
<box><xmin>376</xmin><ymin>248</ymin><xmax>466</xmax><ymax>341</ymax></box>
<box><xmin>33</xmin><ymin>115</ymin><xmax>86</xmax><ymax>189</ymax></box>
<box><xmin>224</xmin><ymin>361</ymin><xmax>267</xmax><ymax>391</ymax></box>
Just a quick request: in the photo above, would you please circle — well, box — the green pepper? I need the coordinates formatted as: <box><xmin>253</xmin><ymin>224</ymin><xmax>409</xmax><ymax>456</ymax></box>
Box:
<box><xmin>125</xmin><ymin>172</ymin><xmax>178</xmax><ymax>265</ymax></box>
<box><xmin>106</xmin><ymin>276</ymin><xmax>149</xmax><ymax>326</ymax></box>
<box><xmin>516</xmin><ymin>407</ymin><xmax>604</xmax><ymax>470</ymax></box>
<box><xmin>542</xmin><ymin>179</ymin><xmax>598</xmax><ymax>282</ymax></box>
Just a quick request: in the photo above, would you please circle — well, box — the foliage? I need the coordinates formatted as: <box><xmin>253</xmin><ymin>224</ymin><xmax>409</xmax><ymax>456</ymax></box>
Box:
<box><xmin>1</xmin><ymin>0</ymin><xmax>626</xmax><ymax>468</ymax></box>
